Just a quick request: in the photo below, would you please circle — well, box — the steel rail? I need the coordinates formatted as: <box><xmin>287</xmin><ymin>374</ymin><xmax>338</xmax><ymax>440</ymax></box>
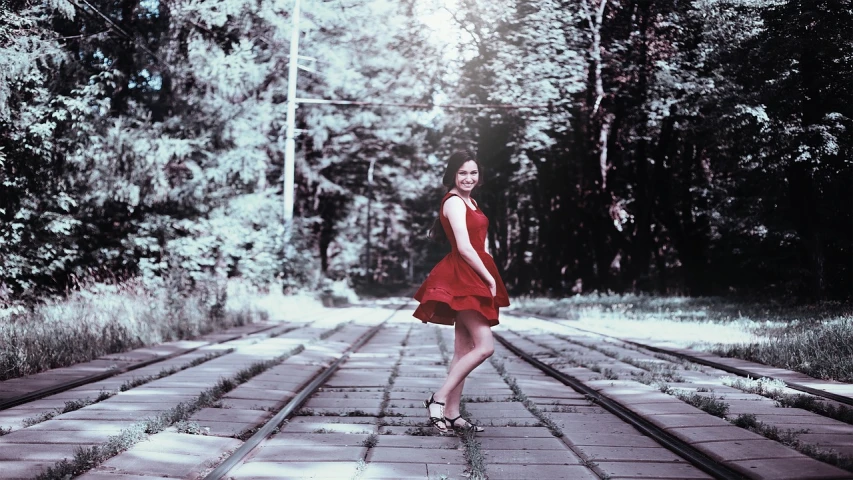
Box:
<box><xmin>0</xmin><ymin>323</ymin><xmax>285</xmax><ymax>411</ymax></box>
<box><xmin>203</xmin><ymin>305</ymin><xmax>405</xmax><ymax>480</ymax></box>
<box><xmin>494</xmin><ymin>331</ymin><xmax>748</xmax><ymax>480</ymax></box>
<box><xmin>530</xmin><ymin>314</ymin><xmax>853</xmax><ymax>408</ymax></box>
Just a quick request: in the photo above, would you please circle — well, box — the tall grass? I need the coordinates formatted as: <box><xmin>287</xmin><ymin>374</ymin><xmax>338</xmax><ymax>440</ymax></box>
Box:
<box><xmin>513</xmin><ymin>294</ymin><xmax>849</xmax><ymax>326</ymax></box>
<box><xmin>0</xmin><ymin>279</ymin><xmax>265</xmax><ymax>381</ymax></box>
<box><xmin>714</xmin><ymin>317</ymin><xmax>853</xmax><ymax>382</ymax></box>
<box><xmin>514</xmin><ymin>295</ymin><xmax>853</xmax><ymax>382</ymax></box>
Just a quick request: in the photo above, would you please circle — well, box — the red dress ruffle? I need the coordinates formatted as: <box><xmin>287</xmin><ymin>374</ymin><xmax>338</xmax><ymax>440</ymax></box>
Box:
<box><xmin>413</xmin><ymin>193</ymin><xmax>510</xmax><ymax>326</ymax></box>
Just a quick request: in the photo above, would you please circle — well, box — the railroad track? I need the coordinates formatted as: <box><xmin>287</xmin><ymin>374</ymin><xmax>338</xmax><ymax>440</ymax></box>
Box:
<box><xmin>4</xmin><ymin>305</ymin><xmax>852</xmax><ymax>479</ymax></box>
<box><xmin>540</xmin><ymin>317</ymin><xmax>853</xmax><ymax>407</ymax></box>
<box><xmin>0</xmin><ymin>306</ymin><xmax>352</xmax><ymax>416</ymax></box>
<box><xmin>499</xmin><ymin>312</ymin><xmax>853</xmax><ymax>480</ymax></box>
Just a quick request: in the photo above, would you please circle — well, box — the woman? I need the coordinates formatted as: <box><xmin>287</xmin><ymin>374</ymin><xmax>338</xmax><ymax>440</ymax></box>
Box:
<box><xmin>413</xmin><ymin>150</ymin><xmax>510</xmax><ymax>434</ymax></box>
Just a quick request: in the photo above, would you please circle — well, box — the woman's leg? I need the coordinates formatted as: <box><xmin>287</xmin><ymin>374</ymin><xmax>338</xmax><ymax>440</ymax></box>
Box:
<box><xmin>433</xmin><ymin>310</ymin><xmax>494</xmax><ymax>416</ymax></box>
<box><xmin>443</xmin><ymin>317</ymin><xmax>475</xmax><ymax>418</ymax></box>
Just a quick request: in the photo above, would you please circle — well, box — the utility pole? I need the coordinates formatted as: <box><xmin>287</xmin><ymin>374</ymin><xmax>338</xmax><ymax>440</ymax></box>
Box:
<box><xmin>365</xmin><ymin>158</ymin><xmax>376</xmax><ymax>281</ymax></box>
<box><xmin>283</xmin><ymin>0</ymin><xmax>301</xmax><ymax>222</ymax></box>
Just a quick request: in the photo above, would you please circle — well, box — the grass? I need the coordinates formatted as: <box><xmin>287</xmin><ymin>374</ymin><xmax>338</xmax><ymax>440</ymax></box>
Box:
<box><xmin>713</xmin><ymin>318</ymin><xmax>853</xmax><ymax>382</ymax></box>
<box><xmin>721</xmin><ymin>376</ymin><xmax>787</xmax><ymax>397</ymax></box>
<box><xmin>723</xmin><ymin>376</ymin><xmax>853</xmax><ymax>426</ymax></box>
<box><xmin>732</xmin><ymin>413</ymin><xmax>853</xmax><ymax>472</ymax></box>
<box><xmin>514</xmin><ymin>294</ymin><xmax>853</xmax><ymax>383</ymax></box>
<box><xmin>459</xmin><ymin>411</ymin><xmax>487</xmax><ymax>480</ymax></box>
<box><xmin>0</xmin><ymin>279</ymin><xmax>266</xmax><ymax>382</ymax></box>
<box><xmin>34</xmin><ymin>345</ymin><xmax>304</xmax><ymax>480</ymax></box>
<box><xmin>361</xmin><ymin>433</ymin><xmax>378</xmax><ymax>448</ymax></box>
<box><xmin>671</xmin><ymin>390</ymin><xmax>730</xmax><ymax>418</ymax></box>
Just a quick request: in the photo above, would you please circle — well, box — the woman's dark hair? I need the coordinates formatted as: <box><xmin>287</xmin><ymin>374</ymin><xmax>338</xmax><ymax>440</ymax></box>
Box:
<box><xmin>429</xmin><ymin>150</ymin><xmax>479</xmax><ymax>243</ymax></box>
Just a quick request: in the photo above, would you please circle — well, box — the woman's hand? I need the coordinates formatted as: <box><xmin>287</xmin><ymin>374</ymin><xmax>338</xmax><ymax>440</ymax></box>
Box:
<box><xmin>486</xmin><ymin>277</ymin><xmax>497</xmax><ymax>297</ymax></box>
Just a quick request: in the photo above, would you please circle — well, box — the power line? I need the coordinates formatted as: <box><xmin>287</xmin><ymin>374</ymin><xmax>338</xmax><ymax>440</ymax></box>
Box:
<box><xmin>295</xmin><ymin>98</ymin><xmax>552</xmax><ymax>110</ymax></box>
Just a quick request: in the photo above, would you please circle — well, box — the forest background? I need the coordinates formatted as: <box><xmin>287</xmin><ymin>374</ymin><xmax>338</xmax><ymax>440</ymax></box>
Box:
<box><xmin>2</xmin><ymin>0</ymin><xmax>851</xmax><ymax>312</ymax></box>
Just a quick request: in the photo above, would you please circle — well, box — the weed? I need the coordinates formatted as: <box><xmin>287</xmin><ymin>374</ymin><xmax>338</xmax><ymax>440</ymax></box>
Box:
<box><xmin>62</xmin><ymin>398</ymin><xmax>93</xmax><ymax>413</ymax></box>
<box><xmin>346</xmin><ymin>410</ymin><xmax>372</xmax><ymax>417</ymax></box>
<box><xmin>0</xmin><ymin>426</ymin><xmax>11</xmax><ymax>436</ymax></box>
<box><xmin>96</xmin><ymin>389</ymin><xmax>114</xmax><ymax>402</ymax></box>
<box><xmin>461</xmin><ymin>429</ymin><xmax>487</xmax><ymax>480</ymax></box>
<box><xmin>174</xmin><ymin>421</ymin><xmax>206</xmax><ymax>435</ymax></box>
<box><xmin>672</xmin><ymin>391</ymin><xmax>729</xmax><ymax>418</ymax></box>
<box><xmin>22</xmin><ymin>411</ymin><xmax>59</xmax><ymax>428</ymax></box>
<box><xmin>319</xmin><ymin>322</ymin><xmax>349</xmax><ymax>341</ymax></box>
<box><xmin>722</xmin><ymin>376</ymin><xmax>787</xmax><ymax>398</ymax></box>
<box><xmin>361</xmin><ymin>433</ymin><xmax>378</xmax><ymax>448</ymax></box>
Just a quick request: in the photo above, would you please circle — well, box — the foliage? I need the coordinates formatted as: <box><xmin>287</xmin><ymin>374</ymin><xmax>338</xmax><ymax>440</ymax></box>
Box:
<box><xmin>0</xmin><ymin>0</ymin><xmax>850</xmax><ymax>303</ymax></box>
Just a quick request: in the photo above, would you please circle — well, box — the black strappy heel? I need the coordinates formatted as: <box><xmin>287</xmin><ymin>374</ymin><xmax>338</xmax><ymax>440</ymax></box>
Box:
<box><xmin>444</xmin><ymin>414</ymin><xmax>485</xmax><ymax>433</ymax></box>
<box><xmin>423</xmin><ymin>394</ymin><xmax>448</xmax><ymax>433</ymax></box>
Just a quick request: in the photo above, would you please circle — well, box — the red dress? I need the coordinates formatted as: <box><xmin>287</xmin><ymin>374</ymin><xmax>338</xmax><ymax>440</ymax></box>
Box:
<box><xmin>413</xmin><ymin>192</ymin><xmax>510</xmax><ymax>326</ymax></box>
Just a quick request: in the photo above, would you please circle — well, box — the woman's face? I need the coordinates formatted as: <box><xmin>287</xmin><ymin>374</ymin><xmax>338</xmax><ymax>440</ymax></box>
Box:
<box><xmin>455</xmin><ymin>160</ymin><xmax>479</xmax><ymax>193</ymax></box>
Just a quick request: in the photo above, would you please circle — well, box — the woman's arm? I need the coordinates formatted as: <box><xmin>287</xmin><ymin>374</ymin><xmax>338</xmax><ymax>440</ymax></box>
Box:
<box><xmin>444</xmin><ymin>196</ymin><xmax>497</xmax><ymax>296</ymax></box>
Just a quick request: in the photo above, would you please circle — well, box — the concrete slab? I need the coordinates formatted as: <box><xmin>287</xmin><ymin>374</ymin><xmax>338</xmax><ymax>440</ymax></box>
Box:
<box><xmin>595</xmin><ymin>461</ymin><xmax>713</xmax><ymax>479</ymax></box>
<box><xmin>576</xmin><ymin>446</ymin><xmax>687</xmax><ymax>462</ymax></box>
<box><xmin>645</xmin><ymin>413</ymin><xmax>733</xmax><ymax>429</ymax></box>
<box><xmin>358</xmin><ymin>462</ymin><xmax>428</xmax><ymax>479</ymax></box>
<box><xmin>304</xmin><ymin>398</ymin><xmax>383</xmax><ymax>409</ymax></box>
<box><xmin>695</xmin><ymin>438</ymin><xmax>805</xmax><ymax>462</ymax></box>
<box><xmin>131</xmin><ymin>432</ymin><xmax>241</xmax><ymax>456</ymax></box>
<box><xmin>486</xmin><ymin>464</ymin><xmax>599</xmax><ymax>480</ymax></box>
<box><xmin>367</xmin><ymin>447</ymin><xmax>466</xmax><ymax>464</ymax></box>
<box><xmin>50</xmin><ymin>409</ymin><xmax>162</xmax><ymax>422</ymax></box>
<box><xmin>289</xmin><ymin>414</ymin><xmax>377</xmax><ymax>425</ymax></box>
<box><xmin>561</xmin><ymin>432</ymin><xmax>662</xmax><ymax>448</ymax></box>
<box><xmin>191</xmin><ymin>408</ymin><xmax>270</xmax><ymax>424</ymax></box>
<box><xmin>251</xmin><ymin>445</ymin><xmax>366</xmax><ymax>462</ymax></box>
<box><xmin>425</xmin><ymin>463</ymin><xmax>468</xmax><ymax>480</ymax></box>
<box><xmin>1</xmin><ymin>429</ymin><xmax>112</xmax><ymax>444</ymax></box>
<box><xmin>220</xmin><ymin>387</ymin><xmax>297</xmax><ymax>401</ymax></box>
<box><xmin>728</xmin><ymin>457</ymin><xmax>851</xmax><ymax>480</ymax></box>
<box><xmin>266</xmin><ymin>433</ymin><xmax>370</xmax><ymax>447</ymax></box>
<box><xmin>95</xmin><ymin>450</ymin><xmax>210</xmax><ymax>478</ymax></box>
<box><xmin>218</xmin><ymin>398</ymin><xmax>281</xmax><ymax>411</ymax></box>
<box><xmin>484</xmin><ymin>448</ymin><xmax>583</xmax><ymax>465</ymax></box>
<box><xmin>469</xmin><ymin>426</ymin><xmax>556</xmax><ymax>438</ymax></box>
<box><xmin>24</xmin><ymin>419</ymin><xmax>126</xmax><ymax>433</ymax></box>
<box><xmin>372</xmin><ymin>435</ymin><xmax>461</xmax><ymax>449</ymax></box>
<box><xmin>282</xmin><ymin>422</ymin><xmax>377</xmax><ymax>434</ymax></box>
<box><xmin>79</xmin><ymin>472</ymin><xmax>178</xmax><ymax>480</ymax></box>
<box><xmin>477</xmin><ymin>436</ymin><xmax>568</xmax><ymax>450</ymax></box>
<box><xmin>227</xmin><ymin>461</ymin><xmax>360</xmax><ymax>479</ymax></box>
<box><xmin>668</xmin><ymin>426</ymin><xmax>766</xmax><ymax>444</ymax></box>
<box><xmin>0</xmin><ymin>443</ymin><xmax>77</xmax><ymax>461</ymax></box>
<box><xmin>0</xmin><ymin>461</ymin><xmax>59</xmax><ymax>479</ymax></box>
<box><xmin>304</xmin><ymin>407</ymin><xmax>382</xmax><ymax>417</ymax></box>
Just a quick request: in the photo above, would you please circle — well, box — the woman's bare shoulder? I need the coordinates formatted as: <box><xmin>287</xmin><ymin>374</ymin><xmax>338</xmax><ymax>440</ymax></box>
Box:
<box><xmin>443</xmin><ymin>195</ymin><xmax>466</xmax><ymax>216</ymax></box>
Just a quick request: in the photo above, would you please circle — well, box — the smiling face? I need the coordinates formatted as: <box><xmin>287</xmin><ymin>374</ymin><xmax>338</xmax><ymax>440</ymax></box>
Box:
<box><xmin>454</xmin><ymin>160</ymin><xmax>479</xmax><ymax>193</ymax></box>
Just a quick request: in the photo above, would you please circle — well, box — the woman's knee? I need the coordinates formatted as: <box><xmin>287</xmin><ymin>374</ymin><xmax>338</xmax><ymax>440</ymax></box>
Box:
<box><xmin>474</xmin><ymin>345</ymin><xmax>494</xmax><ymax>362</ymax></box>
